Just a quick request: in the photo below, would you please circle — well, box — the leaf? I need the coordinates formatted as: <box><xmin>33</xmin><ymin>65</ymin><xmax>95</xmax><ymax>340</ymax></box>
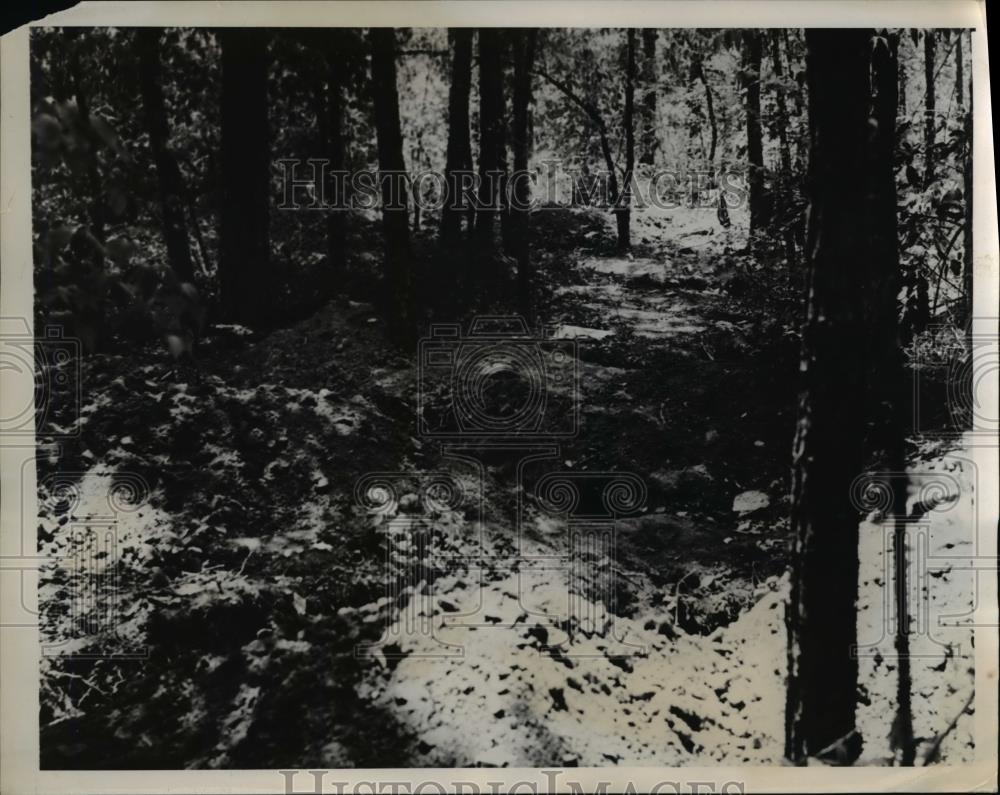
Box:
<box><xmin>32</xmin><ymin>113</ymin><xmax>63</xmax><ymax>151</ymax></box>
<box><xmin>89</xmin><ymin>113</ymin><xmax>121</xmax><ymax>153</ymax></box>
<box><xmin>292</xmin><ymin>592</ymin><xmax>307</xmax><ymax>616</ymax></box>
<box><xmin>45</xmin><ymin>224</ymin><xmax>74</xmax><ymax>257</ymax></box>
<box><xmin>165</xmin><ymin>333</ymin><xmax>193</xmax><ymax>359</ymax></box>
<box><xmin>106</xmin><ymin>185</ymin><xmax>129</xmax><ymax>219</ymax></box>
<box><xmin>732</xmin><ymin>490</ymin><xmax>770</xmax><ymax>515</ymax></box>
<box><xmin>105</xmin><ymin>236</ymin><xmax>134</xmax><ymax>266</ymax></box>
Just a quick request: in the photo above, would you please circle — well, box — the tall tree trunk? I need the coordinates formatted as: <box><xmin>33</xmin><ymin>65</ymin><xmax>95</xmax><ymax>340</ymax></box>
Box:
<box><xmin>323</xmin><ymin>37</ymin><xmax>347</xmax><ymax>285</ymax></box>
<box><xmin>498</xmin><ymin>35</ymin><xmax>515</xmax><ymax>255</ymax></box>
<box><xmin>299</xmin><ymin>25</ymin><xmax>347</xmax><ymax>283</ymax></box>
<box><xmin>955</xmin><ymin>33</ymin><xmax>964</xmax><ymax>108</ymax></box>
<box><xmin>784</xmin><ymin>30</ymin><xmax>808</xmax><ymax>174</ymax></box>
<box><xmin>68</xmin><ymin>34</ymin><xmax>105</xmax><ymax>255</ymax></box>
<box><xmin>511</xmin><ymin>30</ymin><xmax>536</xmax><ymax>317</ymax></box>
<box><xmin>639</xmin><ymin>29</ymin><xmax>658</xmax><ymax>166</ymax></box>
<box><xmin>867</xmin><ymin>31</ymin><xmax>914</xmax><ymax>766</ymax></box>
<box><xmin>962</xmin><ymin>30</ymin><xmax>974</xmax><ymax>351</ymax></box>
<box><xmin>616</xmin><ymin>28</ymin><xmax>636</xmax><ymax>253</ymax></box>
<box><xmin>898</xmin><ymin>36</ymin><xmax>908</xmax><ymax>116</ymax></box>
<box><xmin>411</xmin><ymin>140</ymin><xmax>422</xmax><ymax>233</ymax></box>
<box><xmin>219</xmin><ymin>29</ymin><xmax>272</xmax><ymax>327</ymax></box>
<box><xmin>475</xmin><ymin>28</ymin><xmax>504</xmax><ymax>255</ymax></box>
<box><xmin>769</xmin><ymin>30</ymin><xmax>796</xmax><ymax>267</ymax></box>
<box><xmin>694</xmin><ymin>57</ymin><xmax>717</xmax><ymax>165</ymax></box>
<box><xmin>370</xmin><ymin>28</ymin><xmax>414</xmax><ymax>342</ymax></box>
<box><xmin>962</xmin><ymin>97</ymin><xmax>973</xmax><ymax>335</ymax></box>
<box><xmin>923</xmin><ymin>30</ymin><xmax>936</xmax><ymax>187</ymax></box>
<box><xmin>441</xmin><ymin>28</ymin><xmax>474</xmax><ymax>245</ymax></box>
<box><xmin>769</xmin><ymin>31</ymin><xmax>793</xmax><ymax>179</ymax></box>
<box><xmin>743</xmin><ymin>31</ymin><xmax>766</xmax><ymax>234</ymax></box>
<box><xmin>785</xmin><ymin>28</ymin><xmax>876</xmax><ymax>766</ymax></box>
<box><xmin>783</xmin><ymin>29</ymin><xmax>803</xmax><ymax>117</ymax></box>
<box><xmin>137</xmin><ymin>28</ymin><xmax>196</xmax><ymax>283</ymax></box>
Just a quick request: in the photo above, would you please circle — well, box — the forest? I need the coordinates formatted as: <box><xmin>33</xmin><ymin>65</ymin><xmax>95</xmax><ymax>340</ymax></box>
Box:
<box><xmin>27</xmin><ymin>26</ymin><xmax>979</xmax><ymax>769</ymax></box>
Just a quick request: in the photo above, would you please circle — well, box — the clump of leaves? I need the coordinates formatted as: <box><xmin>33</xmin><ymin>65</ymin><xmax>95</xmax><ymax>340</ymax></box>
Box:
<box><xmin>33</xmin><ymin>99</ymin><xmax>204</xmax><ymax>357</ymax></box>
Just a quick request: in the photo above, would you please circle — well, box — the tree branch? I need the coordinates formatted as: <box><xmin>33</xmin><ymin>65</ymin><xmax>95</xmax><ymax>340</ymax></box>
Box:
<box><xmin>533</xmin><ymin>65</ymin><xmax>620</xmax><ymax>192</ymax></box>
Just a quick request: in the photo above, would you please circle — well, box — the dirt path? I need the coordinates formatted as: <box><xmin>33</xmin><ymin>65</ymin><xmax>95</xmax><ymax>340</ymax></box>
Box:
<box><xmin>348</xmin><ymin>206</ymin><xmax>974</xmax><ymax>766</ymax></box>
<box><xmin>347</xmin><ymin>207</ymin><xmax>800</xmax><ymax>765</ymax></box>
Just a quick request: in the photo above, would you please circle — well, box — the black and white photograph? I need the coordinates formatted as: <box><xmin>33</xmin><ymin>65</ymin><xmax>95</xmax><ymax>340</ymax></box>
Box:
<box><xmin>1</xmin><ymin>1</ymin><xmax>997</xmax><ymax>791</ymax></box>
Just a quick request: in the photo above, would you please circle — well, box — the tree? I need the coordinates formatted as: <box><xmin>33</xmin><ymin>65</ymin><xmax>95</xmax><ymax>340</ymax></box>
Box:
<box><xmin>923</xmin><ymin>30</ymin><xmax>936</xmax><ymax>187</ymax></box>
<box><xmin>955</xmin><ymin>31</ymin><xmax>964</xmax><ymax>109</ymax></box>
<box><xmin>67</xmin><ymin>31</ymin><xmax>107</xmax><ymax>256</ymax></box>
<box><xmin>510</xmin><ymin>29</ymin><xmax>537</xmax><ymax>315</ymax></box>
<box><xmin>691</xmin><ymin>54</ymin><xmax>717</xmax><ymax>165</ymax></box>
<box><xmin>474</xmin><ymin>28</ymin><xmax>505</xmax><ymax>255</ymax></box>
<box><xmin>370</xmin><ymin>27</ymin><xmax>414</xmax><ymax>341</ymax></box>
<box><xmin>219</xmin><ymin>28</ymin><xmax>272</xmax><ymax>327</ymax></box>
<box><xmin>769</xmin><ymin>31</ymin><xmax>793</xmax><ymax>183</ymax></box>
<box><xmin>962</xmin><ymin>70</ymin><xmax>973</xmax><ymax>335</ymax></box>
<box><xmin>639</xmin><ymin>29</ymin><xmax>658</xmax><ymax>166</ymax></box>
<box><xmin>785</xmin><ymin>28</ymin><xmax>900</xmax><ymax>766</ymax></box>
<box><xmin>866</xmin><ymin>31</ymin><xmax>914</xmax><ymax>766</ymax></box>
<box><xmin>617</xmin><ymin>28</ymin><xmax>636</xmax><ymax>252</ymax></box>
<box><xmin>440</xmin><ymin>29</ymin><xmax>474</xmax><ymax>245</ymax></box>
<box><xmin>320</xmin><ymin>33</ymin><xmax>347</xmax><ymax>284</ymax></box>
<box><xmin>534</xmin><ymin>29</ymin><xmax>633</xmax><ymax>252</ymax></box>
<box><xmin>769</xmin><ymin>30</ymin><xmax>797</xmax><ymax>267</ymax></box>
<box><xmin>743</xmin><ymin>30</ymin><xmax>767</xmax><ymax>234</ymax></box>
<box><xmin>296</xmin><ymin>27</ymin><xmax>354</xmax><ymax>289</ymax></box>
<box><xmin>137</xmin><ymin>28</ymin><xmax>196</xmax><ymax>283</ymax></box>
<box><xmin>898</xmin><ymin>34</ymin><xmax>908</xmax><ymax>116</ymax></box>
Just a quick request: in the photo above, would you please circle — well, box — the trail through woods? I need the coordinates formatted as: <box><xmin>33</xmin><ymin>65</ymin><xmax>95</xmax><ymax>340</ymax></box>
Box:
<box><xmin>36</xmin><ymin>204</ymin><xmax>974</xmax><ymax>767</ymax></box>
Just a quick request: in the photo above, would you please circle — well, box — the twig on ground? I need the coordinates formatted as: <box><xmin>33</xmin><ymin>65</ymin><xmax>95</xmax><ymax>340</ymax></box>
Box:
<box><xmin>236</xmin><ymin>546</ymin><xmax>255</xmax><ymax>577</ymax></box>
<box><xmin>922</xmin><ymin>690</ymin><xmax>975</xmax><ymax>765</ymax></box>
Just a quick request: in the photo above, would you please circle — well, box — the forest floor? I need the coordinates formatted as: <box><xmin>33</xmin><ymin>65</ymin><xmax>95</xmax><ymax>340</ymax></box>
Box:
<box><xmin>36</xmin><ymin>205</ymin><xmax>975</xmax><ymax>768</ymax></box>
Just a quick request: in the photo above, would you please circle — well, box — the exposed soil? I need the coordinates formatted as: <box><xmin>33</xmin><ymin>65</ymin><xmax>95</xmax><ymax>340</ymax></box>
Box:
<box><xmin>37</xmin><ymin>205</ymin><xmax>973</xmax><ymax>768</ymax></box>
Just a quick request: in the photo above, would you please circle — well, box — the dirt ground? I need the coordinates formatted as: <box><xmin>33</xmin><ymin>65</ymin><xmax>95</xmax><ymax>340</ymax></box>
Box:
<box><xmin>36</xmin><ymin>204</ymin><xmax>973</xmax><ymax>768</ymax></box>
